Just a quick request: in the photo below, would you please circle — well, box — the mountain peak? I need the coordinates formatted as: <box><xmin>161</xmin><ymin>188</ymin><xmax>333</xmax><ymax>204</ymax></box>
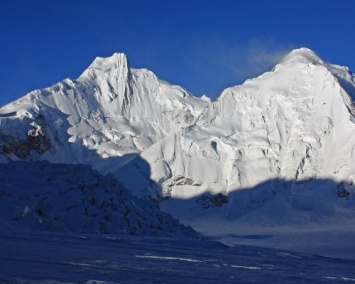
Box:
<box><xmin>89</xmin><ymin>52</ymin><xmax>129</xmax><ymax>68</ymax></box>
<box><xmin>280</xmin><ymin>47</ymin><xmax>324</xmax><ymax>66</ymax></box>
<box><xmin>78</xmin><ymin>52</ymin><xmax>130</xmax><ymax>82</ymax></box>
<box><xmin>76</xmin><ymin>52</ymin><xmax>132</xmax><ymax>108</ymax></box>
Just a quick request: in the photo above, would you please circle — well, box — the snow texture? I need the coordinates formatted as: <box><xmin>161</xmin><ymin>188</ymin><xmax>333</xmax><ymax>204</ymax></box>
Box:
<box><xmin>0</xmin><ymin>231</ymin><xmax>354</xmax><ymax>283</ymax></box>
<box><xmin>0</xmin><ymin>161</ymin><xmax>198</xmax><ymax>238</ymax></box>
<box><xmin>1</xmin><ymin>47</ymin><xmax>355</xmax><ymax>259</ymax></box>
<box><xmin>0</xmin><ymin>53</ymin><xmax>208</xmax><ymax>173</ymax></box>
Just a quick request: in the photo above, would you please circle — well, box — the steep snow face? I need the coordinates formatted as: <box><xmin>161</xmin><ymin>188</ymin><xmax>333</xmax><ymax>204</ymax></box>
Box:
<box><xmin>120</xmin><ymin>48</ymin><xmax>355</xmax><ymax>205</ymax></box>
<box><xmin>0</xmin><ymin>53</ymin><xmax>209</xmax><ymax>171</ymax></box>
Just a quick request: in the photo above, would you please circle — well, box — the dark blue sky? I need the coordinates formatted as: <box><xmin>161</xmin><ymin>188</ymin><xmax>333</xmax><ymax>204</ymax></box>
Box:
<box><xmin>1</xmin><ymin>0</ymin><xmax>355</xmax><ymax>105</ymax></box>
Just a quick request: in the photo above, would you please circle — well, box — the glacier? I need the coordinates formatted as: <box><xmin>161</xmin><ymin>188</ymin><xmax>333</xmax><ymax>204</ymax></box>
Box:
<box><xmin>1</xmin><ymin>47</ymin><xmax>355</xmax><ymax>260</ymax></box>
<box><xmin>1</xmin><ymin>231</ymin><xmax>355</xmax><ymax>283</ymax></box>
<box><xmin>124</xmin><ymin>48</ymin><xmax>355</xmax><ymax>199</ymax></box>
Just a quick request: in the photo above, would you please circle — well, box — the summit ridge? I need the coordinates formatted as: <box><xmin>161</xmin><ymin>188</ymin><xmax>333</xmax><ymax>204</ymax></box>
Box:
<box><xmin>1</xmin><ymin>48</ymin><xmax>355</xmax><ymax>253</ymax></box>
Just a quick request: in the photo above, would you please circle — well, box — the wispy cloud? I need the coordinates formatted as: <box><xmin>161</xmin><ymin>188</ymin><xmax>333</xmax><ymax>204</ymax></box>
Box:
<box><xmin>229</xmin><ymin>38</ymin><xmax>294</xmax><ymax>81</ymax></box>
<box><xmin>180</xmin><ymin>37</ymin><xmax>295</xmax><ymax>98</ymax></box>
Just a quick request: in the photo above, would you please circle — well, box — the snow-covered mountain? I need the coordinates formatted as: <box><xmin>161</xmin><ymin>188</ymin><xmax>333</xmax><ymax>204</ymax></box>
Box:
<box><xmin>117</xmin><ymin>49</ymin><xmax>355</xmax><ymax>190</ymax></box>
<box><xmin>116</xmin><ymin>48</ymin><xmax>355</xmax><ymax>228</ymax></box>
<box><xmin>0</xmin><ymin>53</ymin><xmax>209</xmax><ymax>172</ymax></box>
<box><xmin>1</xmin><ymin>48</ymin><xmax>355</xmax><ymax>244</ymax></box>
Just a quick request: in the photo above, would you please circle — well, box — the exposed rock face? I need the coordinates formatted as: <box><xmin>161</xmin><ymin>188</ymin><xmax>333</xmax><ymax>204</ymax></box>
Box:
<box><xmin>1</xmin><ymin>123</ymin><xmax>51</xmax><ymax>159</ymax></box>
<box><xmin>196</xmin><ymin>193</ymin><xmax>229</xmax><ymax>209</ymax></box>
<box><xmin>337</xmin><ymin>181</ymin><xmax>352</xmax><ymax>198</ymax></box>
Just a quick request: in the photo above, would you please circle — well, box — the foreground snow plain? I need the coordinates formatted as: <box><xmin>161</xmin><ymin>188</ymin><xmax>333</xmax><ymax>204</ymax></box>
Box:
<box><xmin>0</xmin><ymin>162</ymin><xmax>354</xmax><ymax>283</ymax></box>
<box><xmin>193</xmin><ymin>220</ymin><xmax>355</xmax><ymax>260</ymax></box>
<box><xmin>1</xmin><ymin>230</ymin><xmax>355</xmax><ymax>284</ymax></box>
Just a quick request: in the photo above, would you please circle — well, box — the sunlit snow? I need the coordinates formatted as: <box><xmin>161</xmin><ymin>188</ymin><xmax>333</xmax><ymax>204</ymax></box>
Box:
<box><xmin>1</xmin><ymin>47</ymin><xmax>355</xmax><ymax>282</ymax></box>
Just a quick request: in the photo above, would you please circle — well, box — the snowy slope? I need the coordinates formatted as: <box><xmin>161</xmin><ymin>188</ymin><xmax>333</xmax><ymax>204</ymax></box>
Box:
<box><xmin>118</xmin><ymin>48</ymin><xmax>355</xmax><ymax>224</ymax></box>
<box><xmin>0</xmin><ymin>53</ymin><xmax>209</xmax><ymax>172</ymax></box>
<box><xmin>1</xmin><ymin>48</ymin><xmax>355</xmax><ymax>257</ymax></box>
<box><xmin>0</xmin><ymin>161</ymin><xmax>198</xmax><ymax>238</ymax></box>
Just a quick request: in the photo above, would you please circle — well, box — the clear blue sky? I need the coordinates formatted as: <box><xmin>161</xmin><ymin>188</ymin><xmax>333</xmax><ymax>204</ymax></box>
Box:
<box><xmin>1</xmin><ymin>0</ymin><xmax>355</xmax><ymax>105</ymax></box>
